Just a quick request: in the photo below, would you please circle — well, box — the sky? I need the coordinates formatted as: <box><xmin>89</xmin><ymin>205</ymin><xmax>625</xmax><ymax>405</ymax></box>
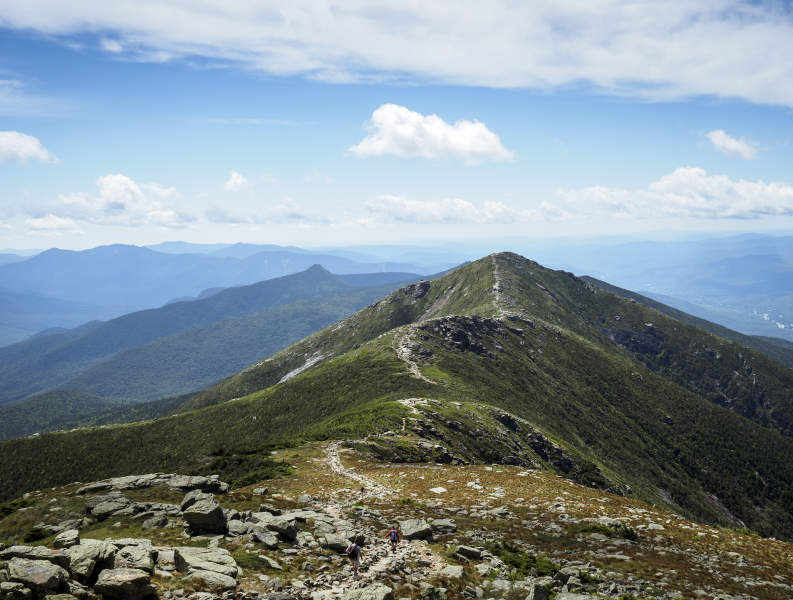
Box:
<box><xmin>1</xmin><ymin>0</ymin><xmax>793</xmax><ymax>251</ymax></box>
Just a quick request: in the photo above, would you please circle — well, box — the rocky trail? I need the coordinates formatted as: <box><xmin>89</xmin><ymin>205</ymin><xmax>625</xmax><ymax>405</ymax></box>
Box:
<box><xmin>2</xmin><ymin>436</ymin><xmax>793</xmax><ymax>600</ymax></box>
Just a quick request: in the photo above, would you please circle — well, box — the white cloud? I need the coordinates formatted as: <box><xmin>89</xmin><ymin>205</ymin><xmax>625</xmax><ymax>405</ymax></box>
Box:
<box><xmin>349</xmin><ymin>105</ymin><xmax>513</xmax><ymax>165</ymax></box>
<box><xmin>0</xmin><ymin>220</ymin><xmax>12</xmax><ymax>229</ymax></box>
<box><xmin>551</xmin><ymin>167</ymin><xmax>793</xmax><ymax>220</ymax></box>
<box><xmin>205</xmin><ymin>203</ymin><xmax>247</xmax><ymax>224</ymax></box>
<box><xmin>224</xmin><ymin>171</ymin><xmax>251</xmax><ymax>191</ymax></box>
<box><xmin>364</xmin><ymin>194</ymin><xmax>527</xmax><ymax>224</ymax></box>
<box><xmin>24</xmin><ymin>214</ymin><xmax>83</xmax><ymax>236</ymax></box>
<box><xmin>0</xmin><ymin>131</ymin><xmax>58</xmax><ymax>164</ymax></box>
<box><xmin>101</xmin><ymin>38</ymin><xmax>123</xmax><ymax>53</ymax></box>
<box><xmin>706</xmin><ymin>130</ymin><xmax>758</xmax><ymax>160</ymax></box>
<box><xmin>30</xmin><ymin>174</ymin><xmax>196</xmax><ymax>228</ymax></box>
<box><xmin>2</xmin><ymin>2</ymin><xmax>793</xmax><ymax>105</ymax></box>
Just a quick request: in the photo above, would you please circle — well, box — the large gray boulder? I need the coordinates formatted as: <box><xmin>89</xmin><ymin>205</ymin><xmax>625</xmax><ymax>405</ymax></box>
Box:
<box><xmin>0</xmin><ymin>547</ymin><xmax>70</xmax><ymax>569</ymax></box>
<box><xmin>251</xmin><ymin>529</ymin><xmax>280</xmax><ymax>550</ymax></box>
<box><xmin>525</xmin><ymin>584</ymin><xmax>548</xmax><ymax>600</ymax></box>
<box><xmin>53</xmin><ymin>530</ymin><xmax>80</xmax><ymax>550</ymax></box>
<box><xmin>0</xmin><ymin>582</ymin><xmax>33</xmax><ymax>600</ymax></box>
<box><xmin>7</xmin><ymin>558</ymin><xmax>69</xmax><ymax>594</ymax></box>
<box><xmin>430</xmin><ymin>519</ymin><xmax>457</xmax><ymax>535</ymax></box>
<box><xmin>321</xmin><ymin>533</ymin><xmax>351</xmax><ymax>552</ymax></box>
<box><xmin>455</xmin><ymin>546</ymin><xmax>482</xmax><ymax>560</ymax></box>
<box><xmin>182</xmin><ymin>494</ymin><xmax>226</xmax><ymax>534</ymax></box>
<box><xmin>340</xmin><ymin>583</ymin><xmax>394</xmax><ymax>600</ymax></box>
<box><xmin>173</xmin><ymin>548</ymin><xmax>238</xmax><ymax>579</ymax></box>
<box><xmin>65</xmin><ymin>539</ymin><xmax>117</xmax><ymax>581</ymax></box>
<box><xmin>257</xmin><ymin>516</ymin><xmax>298</xmax><ymax>540</ymax></box>
<box><xmin>91</xmin><ymin>496</ymin><xmax>131</xmax><ymax>521</ymax></box>
<box><xmin>440</xmin><ymin>565</ymin><xmax>464</xmax><ymax>578</ymax></box>
<box><xmin>114</xmin><ymin>546</ymin><xmax>156</xmax><ymax>575</ymax></box>
<box><xmin>398</xmin><ymin>519</ymin><xmax>432</xmax><ymax>540</ymax></box>
<box><xmin>182</xmin><ymin>571</ymin><xmax>237</xmax><ymax>593</ymax></box>
<box><xmin>226</xmin><ymin>520</ymin><xmax>248</xmax><ymax>537</ymax></box>
<box><xmin>93</xmin><ymin>568</ymin><xmax>156</xmax><ymax>600</ymax></box>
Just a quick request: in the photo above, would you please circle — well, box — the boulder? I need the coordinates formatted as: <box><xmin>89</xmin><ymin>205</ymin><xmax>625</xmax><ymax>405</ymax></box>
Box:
<box><xmin>0</xmin><ymin>582</ymin><xmax>33</xmax><ymax>600</ymax></box>
<box><xmin>440</xmin><ymin>566</ymin><xmax>464</xmax><ymax>578</ymax></box>
<box><xmin>0</xmin><ymin>547</ymin><xmax>70</xmax><ymax>569</ymax></box>
<box><xmin>182</xmin><ymin>494</ymin><xmax>226</xmax><ymax>534</ymax></box>
<box><xmin>180</xmin><ymin>490</ymin><xmax>202</xmax><ymax>512</ymax></box>
<box><xmin>257</xmin><ymin>504</ymin><xmax>281</xmax><ymax>516</ymax></box>
<box><xmin>115</xmin><ymin>546</ymin><xmax>156</xmax><ymax>575</ymax></box>
<box><xmin>65</xmin><ymin>539</ymin><xmax>116</xmax><ymax>581</ymax></box>
<box><xmin>182</xmin><ymin>571</ymin><xmax>237</xmax><ymax>593</ymax></box>
<box><xmin>168</xmin><ymin>476</ymin><xmax>228</xmax><ymax>494</ymax></box>
<box><xmin>313</xmin><ymin>521</ymin><xmax>335</xmax><ymax>536</ymax></box>
<box><xmin>53</xmin><ymin>530</ymin><xmax>80</xmax><ymax>550</ymax></box>
<box><xmin>141</xmin><ymin>516</ymin><xmax>168</xmax><ymax>532</ymax></box>
<box><xmin>398</xmin><ymin>519</ymin><xmax>432</xmax><ymax>540</ymax></box>
<box><xmin>260</xmin><ymin>556</ymin><xmax>282</xmax><ymax>571</ymax></box>
<box><xmin>251</xmin><ymin>529</ymin><xmax>280</xmax><ymax>550</ymax></box>
<box><xmin>525</xmin><ymin>584</ymin><xmax>548</xmax><ymax>600</ymax></box>
<box><xmin>7</xmin><ymin>558</ymin><xmax>69</xmax><ymax>593</ymax></box>
<box><xmin>76</xmin><ymin>483</ymin><xmax>112</xmax><ymax>495</ymax></box>
<box><xmin>555</xmin><ymin>594</ymin><xmax>593</xmax><ymax>600</ymax></box>
<box><xmin>260</xmin><ymin>517</ymin><xmax>298</xmax><ymax>540</ymax></box>
<box><xmin>340</xmin><ymin>583</ymin><xmax>395</xmax><ymax>600</ymax></box>
<box><xmin>430</xmin><ymin>520</ymin><xmax>457</xmax><ymax>535</ymax></box>
<box><xmin>173</xmin><ymin>548</ymin><xmax>238</xmax><ymax>579</ymax></box>
<box><xmin>226</xmin><ymin>521</ymin><xmax>248</xmax><ymax>537</ymax></box>
<box><xmin>321</xmin><ymin>533</ymin><xmax>351</xmax><ymax>552</ymax></box>
<box><xmin>65</xmin><ymin>579</ymin><xmax>90</xmax><ymax>600</ymax></box>
<box><xmin>455</xmin><ymin>546</ymin><xmax>482</xmax><ymax>560</ymax></box>
<box><xmin>92</xmin><ymin>497</ymin><xmax>131</xmax><ymax>521</ymax></box>
<box><xmin>94</xmin><ymin>568</ymin><xmax>157</xmax><ymax>600</ymax></box>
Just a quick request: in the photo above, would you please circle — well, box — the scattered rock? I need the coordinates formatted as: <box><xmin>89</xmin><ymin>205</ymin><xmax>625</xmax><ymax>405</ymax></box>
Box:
<box><xmin>94</xmin><ymin>568</ymin><xmax>157</xmax><ymax>600</ymax></box>
<box><xmin>182</xmin><ymin>571</ymin><xmax>237</xmax><ymax>593</ymax></box>
<box><xmin>173</xmin><ymin>548</ymin><xmax>239</xmax><ymax>579</ymax></box>
<box><xmin>398</xmin><ymin>519</ymin><xmax>432</xmax><ymax>540</ymax></box>
<box><xmin>7</xmin><ymin>558</ymin><xmax>69</xmax><ymax>593</ymax></box>
<box><xmin>526</xmin><ymin>584</ymin><xmax>547</xmax><ymax>600</ymax></box>
<box><xmin>65</xmin><ymin>538</ymin><xmax>117</xmax><ymax>581</ymax></box>
<box><xmin>455</xmin><ymin>546</ymin><xmax>482</xmax><ymax>560</ymax></box>
<box><xmin>182</xmin><ymin>494</ymin><xmax>226</xmax><ymax>534</ymax></box>
<box><xmin>0</xmin><ymin>547</ymin><xmax>70</xmax><ymax>569</ymax></box>
<box><xmin>321</xmin><ymin>533</ymin><xmax>350</xmax><ymax>552</ymax></box>
<box><xmin>115</xmin><ymin>546</ymin><xmax>156</xmax><ymax>575</ymax></box>
<box><xmin>141</xmin><ymin>516</ymin><xmax>168</xmax><ymax>532</ymax></box>
<box><xmin>53</xmin><ymin>530</ymin><xmax>80</xmax><ymax>550</ymax></box>
<box><xmin>440</xmin><ymin>566</ymin><xmax>464</xmax><ymax>578</ymax></box>
<box><xmin>0</xmin><ymin>582</ymin><xmax>33</xmax><ymax>600</ymax></box>
<box><xmin>341</xmin><ymin>583</ymin><xmax>395</xmax><ymax>600</ymax></box>
<box><xmin>430</xmin><ymin>519</ymin><xmax>457</xmax><ymax>535</ymax></box>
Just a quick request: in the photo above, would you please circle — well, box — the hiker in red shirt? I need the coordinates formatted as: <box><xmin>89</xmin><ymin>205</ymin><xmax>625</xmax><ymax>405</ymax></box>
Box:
<box><xmin>385</xmin><ymin>525</ymin><xmax>400</xmax><ymax>551</ymax></box>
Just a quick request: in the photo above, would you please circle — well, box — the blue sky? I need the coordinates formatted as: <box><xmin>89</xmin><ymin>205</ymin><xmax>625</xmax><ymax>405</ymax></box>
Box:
<box><xmin>1</xmin><ymin>1</ymin><xmax>793</xmax><ymax>250</ymax></box>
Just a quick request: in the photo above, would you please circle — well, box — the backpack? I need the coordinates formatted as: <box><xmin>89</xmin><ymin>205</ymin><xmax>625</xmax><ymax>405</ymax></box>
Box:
<box><xmin>346</xmin><ymin>544</ymin><xmax>358</xmax><ymax>558</ymax></box>
<box><xmin>389</xmin><ymin>529</ymin><xmax>398</xmax><ymax>541</ymax></box>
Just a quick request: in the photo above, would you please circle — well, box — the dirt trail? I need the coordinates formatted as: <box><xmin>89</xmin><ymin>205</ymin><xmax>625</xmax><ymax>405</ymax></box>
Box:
<box><xmin>490</xmin><ymin>254</ymin><xmax>506</xmax><ymax>318</ymax></box>
<box><xmin>392</xmin><ymin>326</ymin><xmax>436</xmax><ymax>384</ymax></box>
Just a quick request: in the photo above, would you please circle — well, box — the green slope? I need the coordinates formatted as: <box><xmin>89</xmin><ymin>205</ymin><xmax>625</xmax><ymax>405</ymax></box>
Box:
<box><xmin>582</xmin><ymin>275</ymin><xmax>793</xmax><ymax>369</ymax></box>
<box><xmin>0</xmin><ymin>266</ymin><xmax>357</xmax><ymax>405</ymax></box>
<box><xmin>54</xmin><ymin>281</ymin><xmax>420</xmax><ymax>401</ymax></box>
<box><xmin>3</xmin><ymin>253</ymin><xmax>793</xmax><ymax>542</ymax></box>
<box><xmin>0</xmin><ymin>391</ymin><xmax>131</xmax><ymax>441</ymax></box>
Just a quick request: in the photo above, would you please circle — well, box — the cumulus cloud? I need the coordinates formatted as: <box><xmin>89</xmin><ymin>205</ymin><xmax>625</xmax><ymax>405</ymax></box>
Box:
<box><xmin>551</xmin><ymin>167</ymin><xmax>793</xmax><ymax>220</ymax></box>
<box><xmin>30</xmin><ymin>174</ymin><xmax>196</xmax><ymax>228</ymax></box>
<box><xmin>706</xmin><ymin>130</ymin><xmax>758</xmax><ymax>160</ymax></box>
<box><xmin>349</xmin><ymin>105</ymin><xmax>513</xmax><ymax>165</ymax></box>
<box><xmin>0</xmin><ymin>220</ymin><xmax>12</xmax><ymax>229</ymax></box>
<box><xmin>24</xmin><ymin>214</ymin><xmax>83</xmax><ymax>235</ymax></box>
<box><xmin>0</xmin><ymin>131</ymin><xmax>58</xmax><ymax>164</ymax></box>
<box><xmin>2</xmin><ymin>2</ymin><xmax>793</xmax><ymax>104</ymax></box>
<box><xmin>224</xmin><ymin>171</ymin><xmax>251</xmax><ymax>191</ymax></box>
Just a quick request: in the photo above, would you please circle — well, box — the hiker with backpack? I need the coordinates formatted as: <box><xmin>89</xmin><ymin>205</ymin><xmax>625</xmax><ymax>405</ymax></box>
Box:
<box><xmin>346</xmin><ymin>542</ymin><xmax>364</xmax><ymax>577</ymax></box>
<box><xmin>385</xmin><ymin>525</ymin><xmax>400</xmax><ymax>551</ymax></box>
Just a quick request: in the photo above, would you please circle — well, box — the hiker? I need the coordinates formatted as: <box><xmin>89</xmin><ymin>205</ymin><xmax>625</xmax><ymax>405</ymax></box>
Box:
<box><xmin>385</xmin><ymin>525</ymin><xmax>400</xmax><ymax>551</ymax></box>
<box><xmin>346</xmin><ymin>542</ymin><xmax>364</xmax><ymax>577</ymax></box>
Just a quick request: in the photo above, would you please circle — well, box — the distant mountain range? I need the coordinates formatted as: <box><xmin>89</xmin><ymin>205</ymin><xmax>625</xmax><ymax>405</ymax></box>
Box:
<box><xmin>0</xmin><ymin>244</ymin><xmax>459</xmax><ymax>346</ymax></box>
